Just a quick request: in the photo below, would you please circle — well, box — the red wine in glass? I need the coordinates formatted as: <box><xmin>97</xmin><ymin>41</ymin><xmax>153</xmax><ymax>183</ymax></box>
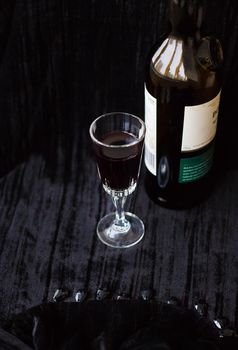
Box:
<box><xmin>90</xmin><ymin>112</ymin><xmax>146</xmax><ymax>249</ymax></box>
<box><xmin>94</xmin><ymin>131</ymin><xmax>144</xmax><ymax>192</ymax></box>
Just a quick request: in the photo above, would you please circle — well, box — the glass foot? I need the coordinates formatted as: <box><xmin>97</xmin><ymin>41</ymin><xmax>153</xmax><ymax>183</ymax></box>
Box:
<box><xmin>97</xmin><ymin>212</ymin><xmax>144</xmax><ymax>248</ymax></box>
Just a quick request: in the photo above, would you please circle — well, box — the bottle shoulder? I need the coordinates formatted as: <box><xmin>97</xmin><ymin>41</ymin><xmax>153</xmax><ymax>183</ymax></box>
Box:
<box><xmin>149</xmin><ymin>35</ymin><xmax>223</xmax><ymax>89</ymax></box>
<box><xmin>151</xmin><ymin>36</ymin><xmax>188</xmax><ymax>82</ymax></box>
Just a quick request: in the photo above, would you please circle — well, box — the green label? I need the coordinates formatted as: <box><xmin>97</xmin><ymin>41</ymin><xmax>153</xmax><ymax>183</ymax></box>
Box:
<box><xmin>179</xmin><ymin>145</ymin><xmax>214</xmax><ymax>183</ymax></box>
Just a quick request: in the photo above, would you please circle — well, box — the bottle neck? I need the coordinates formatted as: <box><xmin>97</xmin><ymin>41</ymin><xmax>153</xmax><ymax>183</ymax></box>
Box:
<box><xmin>169</xmin><ymin>0</ymin><xmax>204</xmax><ymax>39</ymax></box>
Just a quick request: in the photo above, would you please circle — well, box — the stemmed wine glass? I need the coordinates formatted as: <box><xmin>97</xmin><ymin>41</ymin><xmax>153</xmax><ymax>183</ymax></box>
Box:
<box><xmin>89</xmin><ymin>112</ymin><xmax>146</xmax><ymax>248</ymax></box>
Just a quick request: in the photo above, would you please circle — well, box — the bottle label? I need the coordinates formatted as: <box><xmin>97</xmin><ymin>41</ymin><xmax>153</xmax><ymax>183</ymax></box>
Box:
<box><xmin>144</xmin><ymin>85</ymin><xmax>157</xmax><ymax>176</ymax></box>
<box><xmin>181</xmin><ymin>91</ymin><xmax>221</xmax><ymax>151</ymax></box>
<box><xmin>179</xmin><ymin>144</ymin><xmax>214</xmax><ymax>183</ymax></box>
<box><xmin>144</xmin><ymin>85</ymin><xmax>221</xmax><ymax>183</ymax></box>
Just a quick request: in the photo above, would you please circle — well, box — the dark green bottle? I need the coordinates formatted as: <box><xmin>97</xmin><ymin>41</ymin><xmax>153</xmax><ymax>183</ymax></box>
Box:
<box><xmin>144</xmin><ymin>0</ymin><xmax>223</xmax><ymax>208</ymax></box>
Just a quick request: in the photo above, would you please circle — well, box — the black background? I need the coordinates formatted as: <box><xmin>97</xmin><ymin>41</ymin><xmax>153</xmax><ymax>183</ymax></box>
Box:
<box><xmin>0</xmin><ymin>0</ymin><xmax>238</xmax><ymax>332</ymax></box>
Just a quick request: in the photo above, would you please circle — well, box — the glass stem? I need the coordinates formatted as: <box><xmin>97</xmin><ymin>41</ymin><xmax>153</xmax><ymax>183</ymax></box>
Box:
<box><xmin>112</xmin><ymin>195</ymin><xmax>130</xmax><ymax>230</ymax></box>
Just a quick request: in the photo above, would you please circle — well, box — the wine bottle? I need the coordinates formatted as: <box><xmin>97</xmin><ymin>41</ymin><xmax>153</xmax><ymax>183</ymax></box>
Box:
<box><xmin>144</xmin><ymin>0</ymin><xmax>223</xmax><ymax>208</ymax></box>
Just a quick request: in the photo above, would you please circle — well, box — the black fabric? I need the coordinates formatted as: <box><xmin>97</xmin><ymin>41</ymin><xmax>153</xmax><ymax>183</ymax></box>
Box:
<box><xmin>0</xmin><ymin>328</ymin><xmax>32</xmax><ymax>350</ymax></box>
<box><xmin>1</xmin><ymin>301</ymin><xmax>222</xmax><ymax>350</ymax></box>
<box><xmin>0</xmin><ymin>0</ymin><xmax>238</xmax><ymax>337</ymax></box>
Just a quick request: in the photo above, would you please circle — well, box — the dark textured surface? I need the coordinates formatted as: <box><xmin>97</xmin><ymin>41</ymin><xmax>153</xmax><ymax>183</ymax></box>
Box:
<box><xmin>2</xmin><ymin>301</ymin><xmax>222</xmax><ymax>349</ymax></box>
<box><xmin>0</xmin><ymin>0</ymin><xmax>238</xmax><ymax>334</ymax></box>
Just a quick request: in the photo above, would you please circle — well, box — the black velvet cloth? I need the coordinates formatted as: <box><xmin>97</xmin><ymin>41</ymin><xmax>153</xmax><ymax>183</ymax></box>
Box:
<box><xmin>0</xmin><ymin>0</ymin><xmax>238</xmax><ymax>341</ymax></box>
<box><xmin>0</xmin><ymin>301</ymin><xmax>226</xmax><ymax>349</ymax></box>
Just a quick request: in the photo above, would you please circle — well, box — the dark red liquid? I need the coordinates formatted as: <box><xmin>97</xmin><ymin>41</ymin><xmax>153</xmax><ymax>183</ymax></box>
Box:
<box><xmin>94</xmin><ymin>131</ymin><xmax>143</xmax><ymax>191</ymax></box>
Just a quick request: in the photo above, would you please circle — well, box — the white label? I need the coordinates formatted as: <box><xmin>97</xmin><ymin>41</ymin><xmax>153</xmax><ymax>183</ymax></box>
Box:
<box><xmin>181</xmin><ymin>91</ymin><xmax>221</xmax><ymax>151</ymax></box>
<box><xmin>144</xmin><ymin>85</ymin><xmax>157</xmax><ymax>175</ymax></box>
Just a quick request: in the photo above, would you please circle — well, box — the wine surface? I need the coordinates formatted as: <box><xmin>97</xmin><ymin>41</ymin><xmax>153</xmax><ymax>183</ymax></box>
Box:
<box><xmin>95</xmin><ymin>131</ymin><xmax>142</xmax><ymax>191</ymax></box>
